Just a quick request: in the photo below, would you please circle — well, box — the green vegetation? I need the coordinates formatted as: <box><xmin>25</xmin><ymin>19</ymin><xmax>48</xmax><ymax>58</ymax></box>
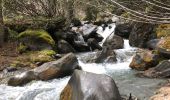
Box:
<box><xmin>10</xmin><ymin>50</ymin><xmax>56</xmax><ymax>68</ymax></box>
<box><xmin>18</xmin><ymin>29</ymin><xmax>55</xmax><ymax>46</ymax></box>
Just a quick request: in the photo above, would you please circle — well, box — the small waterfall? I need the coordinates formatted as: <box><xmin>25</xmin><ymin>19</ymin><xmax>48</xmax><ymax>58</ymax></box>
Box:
<box><xmin>124</xmin><ymin>39</ymin><xmax>133</xmax><ymax>49</ymax></box>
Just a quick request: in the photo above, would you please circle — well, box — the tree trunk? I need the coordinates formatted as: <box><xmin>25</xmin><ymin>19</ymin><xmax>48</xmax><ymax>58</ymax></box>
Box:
<box><xmin>0</xmin><ymin>0</ymin><xmax>4</xmax><ymax>47</ymax></box>
<box><xmin>47</xmin><ymin>0</ymin><xmax>56</xmax><ymax>17</ymax></box>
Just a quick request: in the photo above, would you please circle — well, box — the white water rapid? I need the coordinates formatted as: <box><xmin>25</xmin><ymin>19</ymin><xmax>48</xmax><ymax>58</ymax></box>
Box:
<box><xmin>0</xmin><ymin>24</ymin><xmax>165</xmax><ymax>100</ymax></box>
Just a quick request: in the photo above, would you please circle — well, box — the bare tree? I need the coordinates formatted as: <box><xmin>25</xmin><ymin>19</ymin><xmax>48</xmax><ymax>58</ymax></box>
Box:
<box><xmin>0</xmin><ymin>0</ymin><xmax>4</xmax><ymax>47</ymax></box>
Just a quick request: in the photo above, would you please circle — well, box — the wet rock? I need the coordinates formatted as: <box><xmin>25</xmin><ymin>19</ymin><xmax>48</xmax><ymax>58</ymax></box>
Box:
<box><xmin>115</xmin><ymin>23</ymin><xmax>132</xmax><ymax>39</ymax></box>
<box><xmin>8</xmin><ymin>71</ymin><xmax>38</xmax><ymax>86</ymax></box>
<box><xmin>8</xmin><ymin>53</ymin><xmax>81</xmax><ymax>86</ymax></box>
<box><xmin>129</xmin><ymin>49</ymin><xmax>160</xmax><ymax>71</ymax></box>
<box><xmin>60</xmin><ymin>70</ymin><xmax>121</xmax><ymax>100</ymax></box>
<box><xmin>157</xmin><ymin>37</ymin><xmax>170</xmax><ymax>59</ymax></box>
<box><xmin>103</xmin><ymin>35</ymin><xmax>124</xmax><ymax>50</ymax></box>
<box><xmin>72</xmin><ymin>41</ymin><xmax>90</xmax><ymax>52</ymax></box>
<box><xmin>129</xmin><ymin>23</ymin><xmax>156</xmax><ymax>48</ymax></box>
<box><xmin>55</xmin><ymin>31</ymin><xmax>90</xmax><ymax>52</ymax></box>
<box><xmin>87</xmin><ymin>38</ymin><xmax>102</xmax><ymax>51</ymax></box>
<box><xmin>89</xmin><ymin>47</ymin><xmax>117</xmax><ymax>63</ymax></box>
<box><xmin>147</xmin><ymin>39</ymin><xmax>161</xmax><ymax>50</ymax></box>
<box><xmin>144</xmin><ymin>60</ymin><xmax>170</xmax><ymax>78</ymax></box>
<box><xmin>34</xmin><ymin>53</ymin><xmax>80</xmax><ymax>80</ymax></box>
<box><xmin>80</xmin><ymin>24</ymin><xmax>104</xmax><ymax>42</ymax></box>
<box><xmin>62</xmin><ymin>31</ymin><xmax>77</xmax><ymax>44</ymax></box>
<box><xmin>57</xmin><ymin>40</ymin><xmax>76</xmax><ymax>54</ymax></box>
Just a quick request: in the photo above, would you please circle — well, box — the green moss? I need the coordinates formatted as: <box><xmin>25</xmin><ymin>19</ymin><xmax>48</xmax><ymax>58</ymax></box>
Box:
<box><xmin>39</xmin><ymin>50</ymin><xmax>56</xmax><ymax>56</ymax></box>
<box><xmin>18</xmin><ymin>29</ymin><xmax>55</xmax><ymax>46</ymax></box>
<box><xmin>30</xmin><ymin>50</ymin><xmax>56</xmax><ymax>63</ymax></box>
<box><xmin>18</xmin><ymin>43</ymin><xmax>27</xmax><ymax>53</ymax></box>
<box><xmin>121</xmin><ymin>12</ymin><xmax>130</xmax><ymax>18</ymax></box>
<box><xmin>156</xmin><ymin>24</ymin><xmax>170</xmax><ymax>38</ymax></box>
<box><xmin>10</xmin><ymin>50</ymin><xmax>56</xmax><ymax>68</ymax></box>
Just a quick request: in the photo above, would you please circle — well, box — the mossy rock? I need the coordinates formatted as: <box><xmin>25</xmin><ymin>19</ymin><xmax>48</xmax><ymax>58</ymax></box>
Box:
<box><xmin>158</xmin><ymin>36</ymin><xmax>170</xmax><ymax>50</ymax></box>
<box><xmin>157</xmin><ymin>37</ymin><xmax>170</xmax><ymax>59</ymax></box>
<box><xmin>129</xmin><ymin>49</ymin><xmax>160</xmax><ymax>71</ymax></box>
<box><xmin>18</xmin><ymin>29</ymin><xmax>55</xmax><ymax>52</ymax></box>
<box><xmin>10</xmin><ymin>50</ymin><xmax>56</xmax><ymax>68</ymax></box>
<box><xmin>156</xmin><ymin>24</ymin><xmax>170</xmax><ymax>38</ymax></box>
<box><xmin>30</xmin><ymin>50</ymin><xmax>56</xmax><ymax>63</ymax></box>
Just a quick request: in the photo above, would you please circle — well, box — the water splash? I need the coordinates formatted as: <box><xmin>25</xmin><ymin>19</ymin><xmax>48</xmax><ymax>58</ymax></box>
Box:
<box><xmin>0</xmin><ymin>77</ymin><xmax>70</xmax><ymax>100</ymax></box>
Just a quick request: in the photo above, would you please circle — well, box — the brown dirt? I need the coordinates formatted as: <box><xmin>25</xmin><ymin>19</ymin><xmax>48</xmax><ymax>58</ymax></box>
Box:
<box><xmin>0</xmin><ymin>42</ymin><xmax>19</xmax><ymax>71</ymax></box>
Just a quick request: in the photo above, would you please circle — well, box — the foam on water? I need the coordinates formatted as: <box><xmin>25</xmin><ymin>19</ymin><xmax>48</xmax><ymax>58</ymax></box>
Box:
<box><xmin>0</xmin><ymin>77</ymin><xmax>70</xmax><ymax>100</ymax></box>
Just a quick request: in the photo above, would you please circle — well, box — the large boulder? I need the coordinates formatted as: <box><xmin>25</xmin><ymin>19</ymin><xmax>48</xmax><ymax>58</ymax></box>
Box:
<box><xmin>115</xmin><ymin>23</ymin><xmax>132</xmax><ymax>39</ymax></box>
<box><xmin>129</xmin><ymin>49</ymin><xmax>160</xmax><ymax>71</ymax></box>
<box><xmin>129</xmin><ymin>23</ymin><xmax>156</xmax><ymax>48</ymax></box>
<box><xmin>18</xmin><ymin>29</ymin><xmax>55</xmax><ymax>53</ymax></box>
<box><xmin>54</xmin><ymin>31</ymin><xmax>90</xmax><ymax>52</ymax></box>
<box><xmin>34</xmin><ymin>53</ymin><xmax>80</xmax><ymax>80</ymax></box>
<box><xmin>80</xmin><ymin>24</ymin><xmax>103</xmax><ymax>42</ymax></box>
<box><xmin>60</xmin><ymin>70</ymin><xmax>121</xmax><ymax>100</ymax></box>
<box><xmin>8</xmin><ymin>53</ymin><xmax>81</xmax><ymax>86</ymax></box>
<box><xmin>103</xmin><ymin>35</ymin><xmax>124</xmax><ymax>50</ymax></box>
<box><xmin>143</xmin><ymin>60</ymin><xmax>170</xmax><ymax>78</ymax></box>
<box><xmin>57</xmin><ymin>40</ymin><xmax>76</xmax><ymax>54</ymax></box>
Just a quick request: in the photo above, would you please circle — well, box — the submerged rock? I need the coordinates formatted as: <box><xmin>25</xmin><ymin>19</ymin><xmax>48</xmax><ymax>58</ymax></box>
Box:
<box><xmin>60</xmin><ymin>70</ymin><xmax>121</xmax><ymax>100</ymax></box>
<box><xmin>129</xmin><ymin>49</ymin><xmax>160</xmax><ymax>71</ymax></box>
<box><xmin>144</xmin><ymin>60</ymin><xmax>170</xmax><ymax>78</ymax></box>
<box><xmin>103</xmin><ymin>35</ymin><xmax>124</xmax><ymax>50</ymax></box>
<box><xmin>89</xmin><ymin>47</ymin><xmax>117</xmax><ymax>63</ymax></box>
<box><xmin>8</xmin><ymin>53</ymin><xmax>81</xmax><ymax>86</ymax></box>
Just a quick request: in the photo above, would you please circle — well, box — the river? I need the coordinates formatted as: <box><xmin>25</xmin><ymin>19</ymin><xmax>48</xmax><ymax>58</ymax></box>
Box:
<box><xmin>0</xmin><ymin>23</ymin><xmax>166</xmax><ymax>100</ymax></box>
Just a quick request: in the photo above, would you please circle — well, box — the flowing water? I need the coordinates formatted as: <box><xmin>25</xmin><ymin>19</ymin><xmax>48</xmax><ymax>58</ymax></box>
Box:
<box><xmin>0</xmin><ymin>24</ymin><xmax>166</xmax><ymax>100</ymax></box>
